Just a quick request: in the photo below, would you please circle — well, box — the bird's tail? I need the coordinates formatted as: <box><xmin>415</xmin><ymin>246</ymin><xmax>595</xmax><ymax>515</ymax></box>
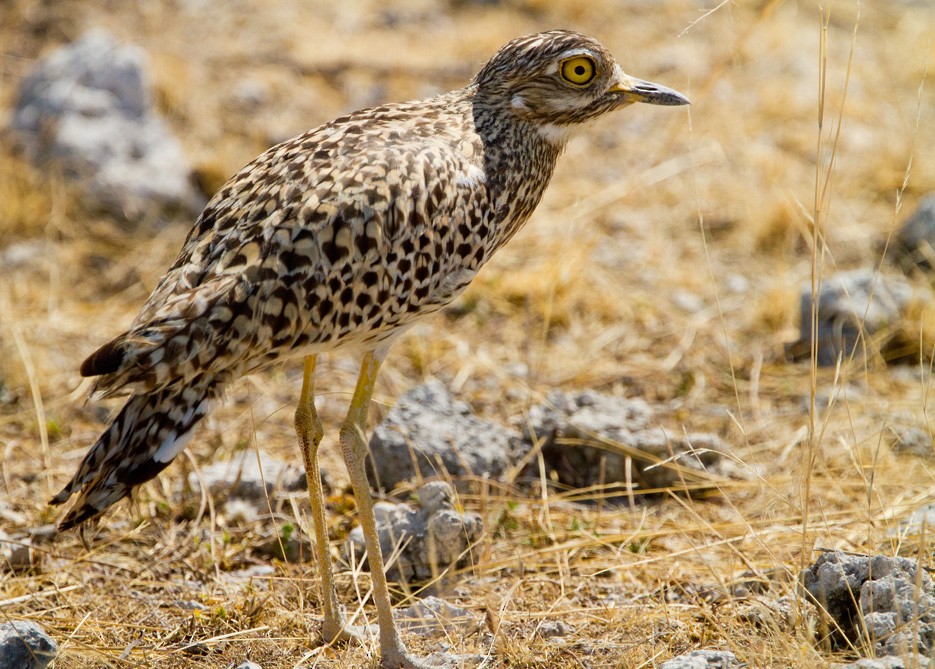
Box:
<box><xmin>51</xmin><ymin>377</ymin><xmax>219</xmax><ymax>530</ymax></box>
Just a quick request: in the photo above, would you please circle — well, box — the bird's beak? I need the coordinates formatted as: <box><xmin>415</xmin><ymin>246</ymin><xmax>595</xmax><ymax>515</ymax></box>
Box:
<box><xmin>607</xmin><ymin>71</ymin><xmax>690</xmax><ymax>106</ymax></box>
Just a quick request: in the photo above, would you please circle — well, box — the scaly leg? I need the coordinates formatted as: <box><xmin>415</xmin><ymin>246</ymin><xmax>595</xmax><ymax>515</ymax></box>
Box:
<box><xmin>295</xmin><ymin>355</ymin><xmax>363</xmax><ymax>645</ymax></box>
<box><xmin>340</xmin><ymin>351</ymin><xmax>435</xmax><ymax>669</ymax></box>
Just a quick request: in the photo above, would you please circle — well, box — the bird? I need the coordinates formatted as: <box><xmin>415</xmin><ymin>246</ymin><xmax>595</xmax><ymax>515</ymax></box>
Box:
<box><xmin>51</xmin><ymin>30</ymin><xmax>688</xmax><ymax>669</ymax></box>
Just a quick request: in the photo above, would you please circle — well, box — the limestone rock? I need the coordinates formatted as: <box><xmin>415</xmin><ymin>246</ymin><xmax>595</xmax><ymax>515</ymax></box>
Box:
<box><xmin>347</xmin><ymin>481</ymin><xmax>482</xmax><ymax>586</ymax></box>
<box><xmin>894</xmin><ymin>194</ymin><xmax>935</xmax><ymax>271</ymax></box>
<box><xmin>787</xmin><ymin>269</ymin><xmax>914</xmax><ymax>367</ymax></box>
<box><xmin>660</xmin><ymin>649</ymin><xmax>740</xmax><ymax>669</ymax></box>
<box><xmin>10</xmin><ymin>29</ymin><xmax>203</xmax><ymax>222</ymax></box>
<box><xmin>522</xmin><ymin>390</ymin><xmax>740</xmax><ymax>494</ymax></box>
<box><xmin>367</xmin><ymin>382</ymin><xmax>519</xmax><ymax>490</ymax></box>
<box><xmin>802</xmin><ymin>551</ymin><xmax>935</xmax><ymax>657</ymax></box>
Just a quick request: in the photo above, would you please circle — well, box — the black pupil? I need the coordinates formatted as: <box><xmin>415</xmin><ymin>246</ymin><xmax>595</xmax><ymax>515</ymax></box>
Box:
<box><xmin>574</xmin><ymin>65</ymin><xmax>586</xmax><ymax>76</ymax></box>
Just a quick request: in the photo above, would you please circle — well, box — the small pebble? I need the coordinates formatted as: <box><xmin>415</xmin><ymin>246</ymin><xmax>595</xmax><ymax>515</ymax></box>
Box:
<box><xmin>235</xmin><ymin>662</ymin><xmax>264</xmax><ymax>669</ymax></box>
<box><xmin>660</xmin><ymin>649</ymin><xmax>740</xmax><ymax>669</ymax></box>
<box><xmin>537</xmin><ymin>620</ymin><xmax>573</xmax><ymax>639</ymax></box>
<box><xmin>173</xmin><ymin>600</ymin><xmax>210</xmax><ymax>612</ymax></box>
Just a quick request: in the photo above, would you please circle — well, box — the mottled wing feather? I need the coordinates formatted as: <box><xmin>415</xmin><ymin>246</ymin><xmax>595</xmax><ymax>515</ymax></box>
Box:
<box><xmin>87</xmin><ymin>99</ymin><xmax>491</xmax><ymax>396</ymax></box>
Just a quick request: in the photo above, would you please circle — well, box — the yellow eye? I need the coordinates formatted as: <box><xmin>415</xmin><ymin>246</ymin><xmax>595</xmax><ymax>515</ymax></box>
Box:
<box><xmin>560</xmin><ymin>56</ymin><xmax>597</xmax><ymax>86</ymax></box>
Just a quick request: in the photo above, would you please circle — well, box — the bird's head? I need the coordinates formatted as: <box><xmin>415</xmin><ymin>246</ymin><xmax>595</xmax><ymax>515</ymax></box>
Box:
<box><xmin>472</xmin><ymin>30</ymin><xmax>689</xmax><ymax>142</ymax></box>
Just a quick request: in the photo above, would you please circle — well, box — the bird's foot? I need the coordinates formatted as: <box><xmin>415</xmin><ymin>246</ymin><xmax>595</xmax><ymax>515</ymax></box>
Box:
<box><xmin>379</xmin><ymin>651</ymin><xmax>436</xmax><ymax>669</ymax></box>
<box><xmin>320</xmin><ymin>617</ymin><xmax>370</xmax><ymax>646</ymax></box>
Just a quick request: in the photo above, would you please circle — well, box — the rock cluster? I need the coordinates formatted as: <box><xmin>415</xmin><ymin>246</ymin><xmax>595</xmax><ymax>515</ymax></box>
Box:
<box><xmin>367</xmin><ymin>381</ymin><xmax>519</xmax><ymax>491</ymax></box>
<box><xmin>660</xmin><ymin>649</ymin><xmax>740</xmax><ymax>669</ymax></box>
<box><xmin>366</xmin><ymin>385</ymin><xmax>740</xmax><ymax>502</ymax></box>
<box><xmin>788</xmin><ymin>193</ymin><xmax>935</xmax><ymax>367</ymax></box>
<box><xmin>893</xmin><ymin>194</ymin><xmax>935</xmax><ymax>271</ymax></box>
<box><xmin>346</xmin><ymin>481</ymin><xmax>482</xmax><ymax>586</ymax></box>
<box><xmin>520</xmin><ymin>390</ymin><xmax>741</xmax><ymax>494</ymax></box>
<box><xmin>788</xmin><ymin>269</ymin><xmax>914</xmax><ymax>367</ymax></box>
<box><xmin>803</xmin><ymin>551</ymin><xmax>935</xmax><ymax>666</ymax></box>
<box><xmin>10</xmin><ymin>30</ymin><xmax>203</xmax><ymax>221</ymax></box>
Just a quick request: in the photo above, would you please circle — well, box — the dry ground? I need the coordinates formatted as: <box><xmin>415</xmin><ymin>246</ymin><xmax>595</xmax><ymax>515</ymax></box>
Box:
<box><xmin>1</xmin><ymin>0</ymin><xmax>935</xmax><ymax>667</ymax></box>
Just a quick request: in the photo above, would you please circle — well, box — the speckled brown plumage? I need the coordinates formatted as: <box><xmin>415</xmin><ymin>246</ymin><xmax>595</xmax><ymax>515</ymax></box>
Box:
<box><xmin>52</xmin><ymin>30</ymin><xmax>687</xmax><ymax>668</ymax></box>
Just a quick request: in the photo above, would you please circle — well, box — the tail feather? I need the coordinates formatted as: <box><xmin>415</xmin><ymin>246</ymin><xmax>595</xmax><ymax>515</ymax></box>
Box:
<box><xmin>79</xmin><ymin>336</ymin><xmax>128</xmax><ymax>378</ymax></box>
<box><xmin>80</xmin><ymin>274</ymin><xmax>246</xmax><ymax>398</ymax></box>
<box><xmin>52</xmin><ymin>378</ymin><xmax>219</xmax><ymax>531</ymax></box>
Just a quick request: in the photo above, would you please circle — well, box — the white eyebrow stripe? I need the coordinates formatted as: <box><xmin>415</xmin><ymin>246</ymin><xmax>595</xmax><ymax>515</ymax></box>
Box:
<box><xmin>556</xmin><ymin>48</ymin><xmax>598</xmax><ymax>61</ymax></box>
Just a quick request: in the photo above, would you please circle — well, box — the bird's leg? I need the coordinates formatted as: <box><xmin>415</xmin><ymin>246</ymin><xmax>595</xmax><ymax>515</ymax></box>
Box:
<box><xmin>340</xmin><ymin>351</ymin><xmax>434</xmax><ymax>669</ymax></box>
<box><xmin>295</xmin><ymin>355</ymin><xmax>363</xmax><ymax>646</ymax></box>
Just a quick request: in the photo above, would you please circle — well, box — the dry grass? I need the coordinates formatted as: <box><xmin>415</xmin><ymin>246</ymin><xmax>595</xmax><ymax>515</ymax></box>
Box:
<box><xmin>1</xmin><ymin>0</ymin><xmax>935</xmax><ymax>667</ymax></box>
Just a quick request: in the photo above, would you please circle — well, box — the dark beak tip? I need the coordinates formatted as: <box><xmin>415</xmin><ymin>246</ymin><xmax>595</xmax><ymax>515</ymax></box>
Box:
<box><xmin>627</xmin><ymin>78</ymin><xmax>690</xmax><ymax>107</ymax></box>
<box><xmin>643</xmin><ymin>87</ymin><xmax>691</xmax><ymax>107</ymax></box>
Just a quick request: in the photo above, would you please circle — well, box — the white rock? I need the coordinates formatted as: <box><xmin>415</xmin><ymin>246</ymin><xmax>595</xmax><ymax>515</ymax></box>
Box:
<box><xmin>10</xmin><ymin>29</ymin><xmax>203</xmax><ymax>222</ymax></box>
